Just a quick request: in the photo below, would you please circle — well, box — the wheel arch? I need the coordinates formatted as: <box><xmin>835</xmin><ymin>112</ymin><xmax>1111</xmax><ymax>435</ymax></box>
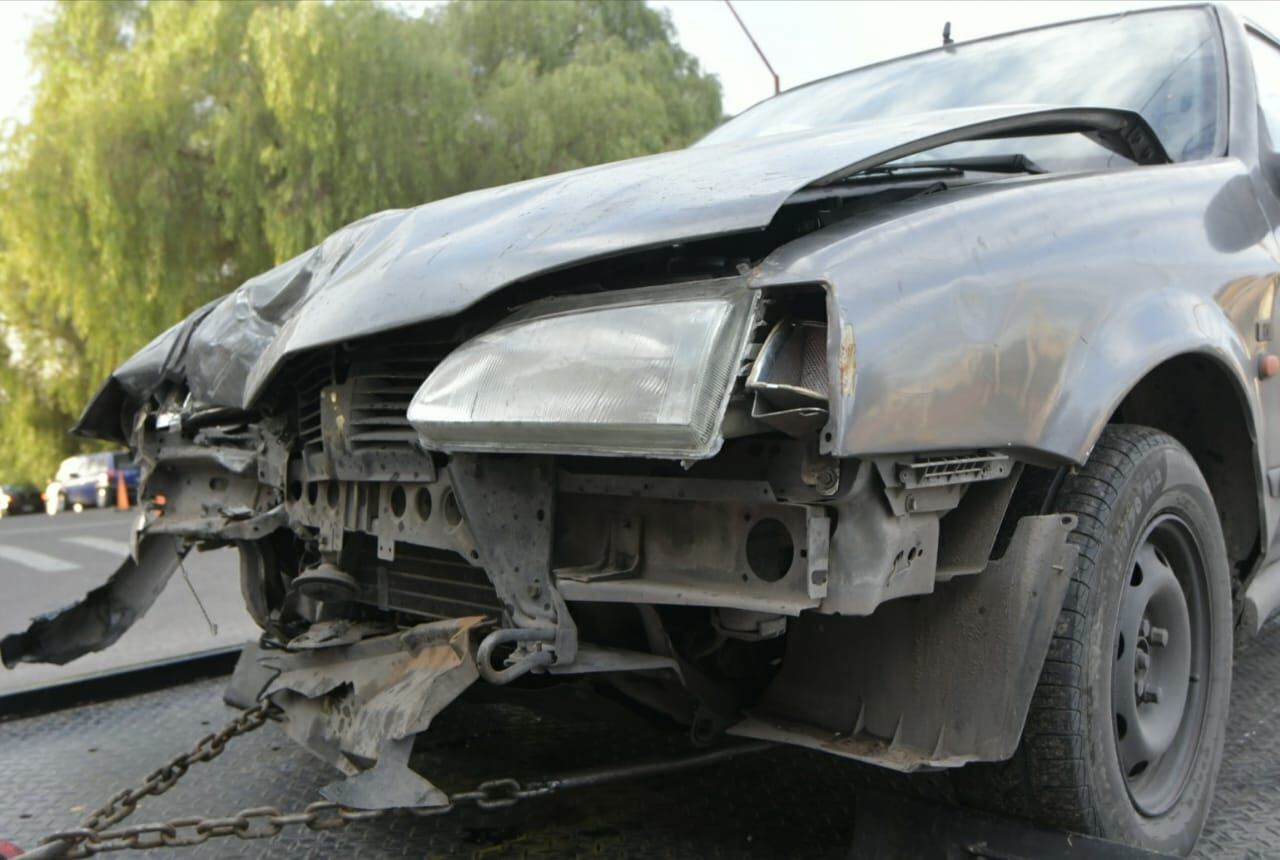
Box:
<box><xmin>1107</xmin><ymin>351</ymin><xmax>1263</xmax><ymax>583</ymax></box>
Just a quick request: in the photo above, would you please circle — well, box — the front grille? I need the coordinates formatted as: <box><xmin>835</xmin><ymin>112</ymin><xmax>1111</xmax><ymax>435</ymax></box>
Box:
<box><xmin>297</xmin><ymin>373</ymin><xmax>329</xmax><ymax>457</ymax></box>
<box><xmin>346</xmin><ymin>355</ymin><xmax>439</xmax><ymax>449</ymax></box>
<box><xmin>289</xmin><ymin>335</ymin><xmax>454</xmax><ymax>458</ymax></box>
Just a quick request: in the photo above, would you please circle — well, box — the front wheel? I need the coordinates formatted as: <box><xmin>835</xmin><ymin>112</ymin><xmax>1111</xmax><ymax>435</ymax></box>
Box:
<box><xmin>958</xmin><ymin>425</ymin><xmax>1232</xmax><ymax>855</ymax></box>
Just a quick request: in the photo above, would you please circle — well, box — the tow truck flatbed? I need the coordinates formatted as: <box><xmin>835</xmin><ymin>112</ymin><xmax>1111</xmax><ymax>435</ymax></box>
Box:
<box><xmin>4</xmin><ymin>625</ymin><xmax>1280</xmax><ymax>858</ymax></box>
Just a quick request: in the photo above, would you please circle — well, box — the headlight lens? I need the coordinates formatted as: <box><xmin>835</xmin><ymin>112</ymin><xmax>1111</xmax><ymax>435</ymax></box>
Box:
<box><xmin>408</xmin><ymin>281</ymin><xmax>756</xmax><ymax>458</ymax></box>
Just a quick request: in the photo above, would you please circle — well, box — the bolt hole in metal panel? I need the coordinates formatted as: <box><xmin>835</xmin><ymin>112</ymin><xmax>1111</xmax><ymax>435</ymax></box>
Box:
<box><xmin>553</xmin><ymin>492</ymin><xmax>817</xmax><ymax>615</ymax></box>
<box><xmin>745</xmin><ymin>518</ymin><xmax>794</xmax><ymax>582</ymax></box>
<box><xmin>442</xmin><ymin>490</ymin><xmax>462</xmax><ymax>528</ymax></box>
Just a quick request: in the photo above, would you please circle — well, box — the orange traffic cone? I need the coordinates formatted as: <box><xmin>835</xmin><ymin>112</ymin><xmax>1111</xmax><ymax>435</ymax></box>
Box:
<box><xmin>116</xmin><ymin>472</ymin><xmax>129</xmax><ymax>510</ymax></box>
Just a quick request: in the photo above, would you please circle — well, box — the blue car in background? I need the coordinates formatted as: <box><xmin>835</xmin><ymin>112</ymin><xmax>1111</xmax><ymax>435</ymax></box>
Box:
<box><xmin>46</xmin><ymin>451</ymin><xmax>139</xmax><ymax>514</ymax></box>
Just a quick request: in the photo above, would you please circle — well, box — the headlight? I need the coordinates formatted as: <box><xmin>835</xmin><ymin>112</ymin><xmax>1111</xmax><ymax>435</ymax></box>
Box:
<box><xmin>408</xmin><ymin>281</ymin><xmax>757</xmax><ymax>458</ymax></box>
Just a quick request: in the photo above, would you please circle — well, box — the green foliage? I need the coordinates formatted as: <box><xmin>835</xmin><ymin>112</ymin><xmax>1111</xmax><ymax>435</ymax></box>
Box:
<box><xmin>0</xmin><ymin>0</ymin><xmax>722</xmax><ymax>483</ymax></box>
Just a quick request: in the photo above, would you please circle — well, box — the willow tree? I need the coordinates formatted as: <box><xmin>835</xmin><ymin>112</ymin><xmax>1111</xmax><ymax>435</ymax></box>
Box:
<box><xmin>0</xmin><ymin>0</ymin><xmax>722</xmax><ymax>481</ymax></box>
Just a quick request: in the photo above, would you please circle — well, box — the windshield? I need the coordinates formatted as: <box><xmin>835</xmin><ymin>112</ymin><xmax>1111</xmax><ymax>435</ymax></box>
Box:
<box><xmin>700</xmin><ymin>8</ymin><xmax>1224</xmax><ymax>169</ymax></box>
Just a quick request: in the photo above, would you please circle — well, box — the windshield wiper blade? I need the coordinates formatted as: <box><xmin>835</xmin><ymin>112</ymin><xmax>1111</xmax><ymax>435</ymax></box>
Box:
<box><xmin>855</xmin><ymin>164</ymin><xmax>965</xmax><ymax>178</ymax></box>
<box><xmin>855</xmin><ymin>153</ymin><xmax>1047</xmax><ymax>181</ymax></box>
<box><xmin>812</xmin><ymin>108</ymin><xmax>1168</xmax><ymax>189</ymax></box>
<box><xmin>894</xmin><ymin>154</ymin><xmax>1048</xmax><ymax>174</ymax></box>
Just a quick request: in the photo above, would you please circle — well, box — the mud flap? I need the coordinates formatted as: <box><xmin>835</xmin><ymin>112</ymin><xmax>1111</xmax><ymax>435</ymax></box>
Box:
<box><xmin>1</xmin><ymin>536</ymin><xmax>185</xmax><ymax>668</ymax></box>
<box><xmin>261</xmin><ymin>617</ymin><xmax>484</xmax><ymax>809</ymax></box>
<box><xmin>730</xmin><ymin>513</ymin><xmax>1079</xmax><ymax>769</ymax></box>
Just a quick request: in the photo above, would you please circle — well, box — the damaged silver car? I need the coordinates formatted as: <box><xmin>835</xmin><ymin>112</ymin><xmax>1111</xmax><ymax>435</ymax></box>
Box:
<box><xmin>11</xmin><ymin>4</ymin><xmax>1280</xmax><ymax>853</ymax></box>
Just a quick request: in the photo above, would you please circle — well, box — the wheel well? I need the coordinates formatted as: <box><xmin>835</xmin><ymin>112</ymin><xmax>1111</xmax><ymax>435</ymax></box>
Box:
<box><xmin>1111</xmin><ymin>353</ymin><xmax>1260</xmax><ymax>581</ymax></box>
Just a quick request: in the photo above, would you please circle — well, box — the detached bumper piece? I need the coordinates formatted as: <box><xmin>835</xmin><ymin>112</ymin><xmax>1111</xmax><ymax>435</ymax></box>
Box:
<box><xmin>262</xmin><ymin>616</ymin><xmax>485</xmax><ymax>810</ymax></box>
<box><xmin>0</xmin><ymin>536</ymin><xmax>185</xmax><ymax>668</ymax></box>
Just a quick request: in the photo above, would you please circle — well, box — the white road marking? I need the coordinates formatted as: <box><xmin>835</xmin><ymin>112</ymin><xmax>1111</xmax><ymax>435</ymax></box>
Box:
<box><xmin>0</xmin><ymin>544</ymin><xmax>78</xmax><ymax>572</ymax></box>
<box><xmin>62</xmin><ymin>535</ymin><xmax>131</xmax><ymax>556</ymax></box>
<box><xmin>0</xmin><ymin>516</ymin><xmax>135</xmax><ymax>537</ymax></box>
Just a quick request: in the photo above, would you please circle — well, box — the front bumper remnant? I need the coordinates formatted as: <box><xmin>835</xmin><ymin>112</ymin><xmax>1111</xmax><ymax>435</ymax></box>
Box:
<box><xmin>1</xmin><ymin>536</ymin><xmax>185</xmax><ymax>668</ymax></box>
<box><xmin>261</xmin><ymin>616</ymin><xmax>485</xmax><ymax>809</ymax></box>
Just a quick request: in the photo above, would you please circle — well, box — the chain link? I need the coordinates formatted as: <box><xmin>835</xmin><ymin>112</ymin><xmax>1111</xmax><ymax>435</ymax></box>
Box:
<box><xmin>80</xmin><ymin>699</ymin><xmax>277</xmax><ymax>835</ymax></box>
<box><xmin>41</xmin><ymin>784</ymin><xmax>541</xmax><ymax>856</ymax></box>
<box><xmin>31</xmin><ymin>693</ymin><xmax>765</xmax><ymax>858</ymax></box>
<box><xmin>34</xmin><ymin>698</ymin><xmax>546</xmax><ymax>859</ymax></box>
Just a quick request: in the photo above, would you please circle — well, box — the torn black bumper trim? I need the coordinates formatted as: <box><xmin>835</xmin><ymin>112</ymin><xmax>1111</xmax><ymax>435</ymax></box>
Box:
<box><xmin>1</xmin><ymin>536</ymin><xmax>184</xmax><ymax>668</ymax></box>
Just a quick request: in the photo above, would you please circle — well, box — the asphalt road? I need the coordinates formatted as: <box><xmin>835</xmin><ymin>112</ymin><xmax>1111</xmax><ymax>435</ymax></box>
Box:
<box><xmin>7</xmin><ymin>628</ymin><xmax>1280</xmax><ymax>857</ymax></box>
<box><xmin>0</xmin><ymin>507</ymin><xmax>257</xmax><ymax>695</ymax></box>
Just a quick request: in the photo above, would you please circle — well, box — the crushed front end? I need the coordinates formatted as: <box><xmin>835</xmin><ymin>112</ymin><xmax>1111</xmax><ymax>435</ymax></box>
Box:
<box><xmin>3</xmin><ymin>273</ymin><xmax>1076</xmax><ymax>809</ymax></box>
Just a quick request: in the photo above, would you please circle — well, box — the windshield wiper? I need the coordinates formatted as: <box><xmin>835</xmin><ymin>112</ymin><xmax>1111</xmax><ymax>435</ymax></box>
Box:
<box><xmin>812</xmin><ymin>108</ymin><xmax>1168</xmax><ymax>189</ymax></box>
<box><xmin>892</xmin><ymin>154</ymin><xmax>1047</xmax><ymax>174</ymax></box>
<box><xmin>856</xmin><ymin>153</ymin><xmax>1047</xmax><ymax>180</ymax></box>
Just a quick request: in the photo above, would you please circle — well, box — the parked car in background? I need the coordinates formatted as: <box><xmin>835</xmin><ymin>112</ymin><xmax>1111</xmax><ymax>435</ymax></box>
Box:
<box><xmin>0</xmin><ymin>483</ymin><xmax>42</xmax><ymax>517</ymax></box>
<box><xmin>45</xmin><ymin>452</ymin><xmax>139</xmax><ymax>514</ymax></box>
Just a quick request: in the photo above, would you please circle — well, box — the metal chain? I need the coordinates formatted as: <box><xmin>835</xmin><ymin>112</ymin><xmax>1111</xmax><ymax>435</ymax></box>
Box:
<box><xmin>83</xmin><ymin>700</ymin><xmax>278</xmax><ymax>833</ymax></box>
<box><xmin>31</xmin><ymin>695</ymin><xmax>769</xmax><ymax>858</ymax></box>
<box><xmin>30</xmin><ymin>700</ymin><xmax>548</xmax><ymax>859</ymax></box>
<box><xmin>39</xmin><ymin>780</ymin><xmax>539</xmax><ymax>857</ymax></box>
<box><xmin>32</xmin><ymin>700</ymin><xmax>280</xmax><ymax>858</ymax></box>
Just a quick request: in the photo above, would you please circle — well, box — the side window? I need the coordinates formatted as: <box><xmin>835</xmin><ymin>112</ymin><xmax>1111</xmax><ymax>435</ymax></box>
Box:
<box><xmin>1249</xmin><ymin>32</ymin><xmax>1280</xmax><ymax>141</ymax></box>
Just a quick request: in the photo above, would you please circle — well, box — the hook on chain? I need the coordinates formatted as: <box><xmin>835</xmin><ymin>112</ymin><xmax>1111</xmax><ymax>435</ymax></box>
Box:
<box><xmin>475</xmin><ymin>627</ymin><xmax>556</xmax><ymax>684</ymax></box>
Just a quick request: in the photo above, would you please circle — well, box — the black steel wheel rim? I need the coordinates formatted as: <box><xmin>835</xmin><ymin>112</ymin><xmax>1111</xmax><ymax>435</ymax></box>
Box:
<box><xmin>1111</xmin><ymin>512</ymin><xmax>1212</xmax><ymax>816</ymax></box>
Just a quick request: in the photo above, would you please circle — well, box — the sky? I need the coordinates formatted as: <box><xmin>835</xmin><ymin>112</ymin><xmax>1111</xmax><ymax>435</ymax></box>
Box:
<box><xmin>3</xmin><ymin>1</ymin><xmax>1280</xmax><ymax>123</ymax></box>
<box><xmin>0</xmin><ymin>0</ymin><xmax>48</xmax><ymax>126</ymax></box>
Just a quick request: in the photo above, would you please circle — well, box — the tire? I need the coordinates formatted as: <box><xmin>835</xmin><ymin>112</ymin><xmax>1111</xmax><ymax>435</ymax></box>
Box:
<box><xmin>957</xmin><ymin>425</ymin><xmax>1232</xmax><ymax>855</ymax></box>
<box><xmin>96</xmin><ymin>487</ymin><xmax>110</xmax><ymax>509</ymax></box>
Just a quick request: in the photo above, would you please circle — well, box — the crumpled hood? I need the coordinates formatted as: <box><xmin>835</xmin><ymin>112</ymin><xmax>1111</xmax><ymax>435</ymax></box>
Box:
<box><xmin>81</xmin><ymin>103</ymin><xmax>1160</xmax><ymax>436</ymax></box>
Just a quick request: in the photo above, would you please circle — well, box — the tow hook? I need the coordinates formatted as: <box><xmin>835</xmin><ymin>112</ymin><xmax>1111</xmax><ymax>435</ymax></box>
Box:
<box><xmin>476</xmin><ymin>627</ymin><xmax>556</xmax><ymax>684</ymax></box>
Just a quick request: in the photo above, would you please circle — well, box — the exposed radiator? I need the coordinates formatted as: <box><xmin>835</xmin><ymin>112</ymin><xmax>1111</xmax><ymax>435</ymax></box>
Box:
<box><xmin>350</xmin><ymin>540</ymin><xmax>503</xmax><ymax>621</ymax></box>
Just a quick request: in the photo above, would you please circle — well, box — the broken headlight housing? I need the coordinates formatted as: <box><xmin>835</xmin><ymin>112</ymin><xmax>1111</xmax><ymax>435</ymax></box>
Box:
<box><xmin>408</xmin><ymin>280</ymin><xmax>757</xmax><ymax>458</ymax></box>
